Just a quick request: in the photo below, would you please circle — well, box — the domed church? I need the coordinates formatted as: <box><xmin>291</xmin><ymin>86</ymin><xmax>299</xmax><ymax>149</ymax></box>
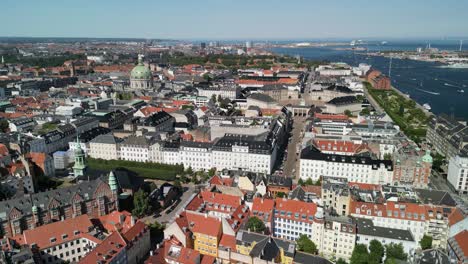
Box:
<box><xmin>130</xmin><ymin>54</ymin><xmax>153</xmax><ymax>89</ymax></box>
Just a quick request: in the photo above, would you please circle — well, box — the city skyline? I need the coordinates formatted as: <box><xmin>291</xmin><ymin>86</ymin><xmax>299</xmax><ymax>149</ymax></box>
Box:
<box><xmin>2</xmin><ymin>0</ymin><xmax>468</xmax><ymax>40</ymax></box>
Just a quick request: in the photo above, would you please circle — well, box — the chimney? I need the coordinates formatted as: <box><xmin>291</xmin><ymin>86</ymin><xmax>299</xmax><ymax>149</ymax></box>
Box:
<box><xmin>205</xmin><ymin>213</ymin><xmax>208</xmax><ymax>218</ymax></box>
<box><xmin>261</xmin><ymin>198</ymin><xmax>264</xmax><ymax>204</ymax></box>
<box><xmin>131</xmin><ymin>215</ymin><xmax>136</xmax><ymax>226</ymax></box>
<box><xmin>150</xmin><ymin>250</ymin><xmax>154</xmax><ymax>256</ymax></box>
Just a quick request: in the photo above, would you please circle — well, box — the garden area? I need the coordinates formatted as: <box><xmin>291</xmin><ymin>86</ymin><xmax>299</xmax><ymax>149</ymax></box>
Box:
<box><xmin>87</xmin><ymin>158</ymin><xmax>184</xmax><ymax>181</ymax></box>
<box><xmin>365</xmin><ymin>82</ymin><xmax>430</xmax><ymax>142</ymax></box>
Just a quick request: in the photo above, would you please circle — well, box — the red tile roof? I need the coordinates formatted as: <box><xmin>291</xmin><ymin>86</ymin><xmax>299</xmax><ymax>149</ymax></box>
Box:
<box><xmin>314</xmin><ymin>113</ymin><xmax>349</xmax><ymax>121</ymax></box>
<box><xmin>448</xmin><ymin>208</ymin><xmax>465</xmax><ymax>226</ymax></box>
<box><xmin>348</xmin><ymin>182</ymin><xmax>381</xmax><ymax>191</ymax></box>
<box><xmin>181</xmin><ymin>211</ymin><xmax>222</xmax><ymax>237</ymax></box>
<box><xmin>200</xmin><ymin>191</ymin><xmax>241</xmax><ymax>208</ymax></box>
<box><xmin>314</xmin><ymin>139</ymin><xmax>361</xmax><ymax>154</ymax></box>
<box><xmin>274</xmin><ymin>198</ymin><xmax>318</xmax><ymax>223</ymax></box>
<box><xmin>219</xmin><ymin>234</ymin><xmax>236</xmax><ymax>251</ymax></box>
<box><xmin>452</xmin><ymin>230</ymin><xmax>468</xmax><ymax>260</ymax></box>
<box><xmin>201</xmin><ymin>255</ymin><xmax>216</xmax><ymax>264</ymax></box>
<box><xmin>252</xmin><ymin>198</ymin><xmax>274</xmax><ymax>222</ymax></box>
<box><xmin>79</xmin><ymin>231</ymin><xmax>127</xmax><ymax>263</ymax></box>
<box><xmin>0</xmin><ymin>144</ymin><xmax>9</xmax><ymax>157</ymax></box>
<box><xmin>97</xmin><ymin>210</ymin><xmax>134</xmax><ymax>233</ymax></box>
<box><xmin>122</xmin><ymin>221</ymin><xmax>147</xmax><ymax>242</ymax></box>
<box><xmin>21</xmin><ymin>214</ymin><xmax>97</xmax><ymax>249</ymax></box>
<box><xmin>163</xmin><ymin>237</ymin><xmax>200</xmax><ymax>264</ymax></box>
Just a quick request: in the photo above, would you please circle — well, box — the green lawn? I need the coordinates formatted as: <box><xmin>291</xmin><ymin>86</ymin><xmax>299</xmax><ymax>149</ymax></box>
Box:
<box><xmin>365</xmin><ymin>82</ymin><xmax>429</xmax><ymax>142</ymax></box>
<box><xmin>87</xmin><ymin>158</ymin><xmax>183</xmax><ymax>181</ymax></box>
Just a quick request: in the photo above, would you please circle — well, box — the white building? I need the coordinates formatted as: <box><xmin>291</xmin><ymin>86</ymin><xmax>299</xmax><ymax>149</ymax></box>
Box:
<box><xmin>120</xmin><ymin>136</ymin><xmax>151</xmax><ymax>162</ymax></box>
<box><xmin>196</xmin><ymin>86</ymin><xmax>240</xmax><ymax>100</ymax></box>
<box><xmin>299</xmin><ymin>147</ymin><xmax>394</xmax><ymax>184</ymax></box>
<box><xmin>356</xmin><ymin>218</ymin><xmax>417</xmax><ymax>258</ymax></box>
<box><xmin>88</xmin><ymin>134</ymin><xmax>122</xmax><ymax>160</ymax></box>
<box><xmin>321</xmin><ymin>216</ymin><xmax>356</xmax><ymax>261</ymax></box>
<box><xmin>212</xmin><ymin>134</ymin><xmax>277</xmax><ymax>174</ymax></box>
<box><xmin>179</xmin><ymin>142</ymin><xmax>213</xmax><ymax>171</ymax></box>
<box><xmin>272</xmin><ymin>198</ymin><xmax>323</xmax><ymax>242</ymax></box>
<box><xmin>55</xmin><ymin>105</ymin><xmax>83</xmax><ymax>117</ymax></box>
<box><xmin>447</xmin><ymin>155</ymin><xmax>468</xmax><ymax>194</ymax></box>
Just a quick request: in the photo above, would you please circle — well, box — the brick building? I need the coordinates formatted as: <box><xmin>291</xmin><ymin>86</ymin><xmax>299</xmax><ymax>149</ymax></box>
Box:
<box><xmin>0</xmin><ymin>176</ymin><xmax>118</xmax><ymax>238</ymax></box>
<box><xmin>366</xmin><ymin>69</ymin><xmax>391</xmax><ymax>90</ymax></box>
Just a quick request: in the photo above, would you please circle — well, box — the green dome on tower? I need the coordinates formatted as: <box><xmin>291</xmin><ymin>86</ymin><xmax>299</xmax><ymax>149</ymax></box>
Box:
<box><xmin>421</xmin><ymin>150</ymin><xmax>433</xmax><ymax>163</ymax></box>
<box><xmin>130</xmin><ymin>55</ymin><xmax>152</xmax><ymax>80</ymax></box>
<box><xmin>32</xmin><ymin>205</ymin><xmax>38</xmax><ymax>213</ymax></box>
<box><xmin>109</xmin><ymin>171</ymin><xmax>118</xmax><ymax>192</ymax></box>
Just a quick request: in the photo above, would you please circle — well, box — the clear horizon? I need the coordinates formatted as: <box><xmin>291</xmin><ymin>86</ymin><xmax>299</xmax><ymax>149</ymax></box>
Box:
<box><xmin>2</xmin><ymin>0</ymin><xmax>468</xmax><ymax>40</ymax></box>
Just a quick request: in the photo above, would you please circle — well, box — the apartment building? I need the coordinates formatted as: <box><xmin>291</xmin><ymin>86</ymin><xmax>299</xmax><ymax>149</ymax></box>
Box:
<box><xmin>321</xmin><ymin>178</ymin><xmax>351</xmax><ymax>216</ymax></box>
<box><xmin>272</xmin><ymin>198</ymin><xmax>323</xmax><ymax>241</ymax></box>
<box><xmin>300</xmin><ymin>146</ymin><xmax>394</xmax><ymax>184</ymax></box>
<box><xmin>447</xmin><ymin>154</ymin><xmax>468</xmax><ymax>194</ymax></box>
<box><xmin>321</xmin><ymin>216</ymin><xmax>356</xmax><ymax>261</ymax></box>
<box><xmin>426</xmin><ymin>114</ymin><xmax>468</xmax><ymax>160</ymax></box>
<box><xmin>88</xmin><ymin>134</ymin><xmax>123</xmax><ymax>160</ymax></box>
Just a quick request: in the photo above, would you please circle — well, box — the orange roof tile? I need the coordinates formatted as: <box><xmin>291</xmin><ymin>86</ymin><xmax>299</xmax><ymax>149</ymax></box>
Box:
<box><xmin>219</xmin><ymin>234</ymin><xmax>236</xmax><ymax>251</ymax></box>
<box><xmin>200</xmin><ymin>191</ymin><xmax>241</xmax><ymax>208</ymax></box>
<box><xmin>122</xmin><ymin>221</ymin><xmax>147</xmax><ymax>242</ymax></box>
<box><xmin>448</xmin><ymin>208</ymin><xmax>465</xmax><ymax>226</ymax></box>
<box><xmin>97</xmin><ymin>210</ymin><xmax>133</xmax><ymax>233</ymax></box>
<box><xmin>348</xmin><ymin>182</ymin><xmax>381</xmax><ymax>191</ymax></box>
<box><xmin>201</xmin><ymin>255</ymin><xmax>216</xmax><ymax>264</ymax></box>
<box><xmin>452</xmin><ymin>230</ymin><xmax>468</xmax><ymax>260</ymax></box>
<box><xmin>21</xmin><ymin>214</ymin><xmax>97</xmax><ymax>249</ymax></box>
<box><xmin>163</xmin><ymin>237</ymin><xmax>200</xmax><ymax>264</ymax></box>
<box><xmin>79</xmin><ymin>232</ymin><xmax>127</xmax><ymax>263</ymax></box>
<box><xmin>185</xmin><ymin>211</ymin><xmax>221</xmax><ymax>237</ymax></box>
<box><xmin>274</xmin><ymin>198</ymin><xmax>317</xmax><ymax>223</ymax></box>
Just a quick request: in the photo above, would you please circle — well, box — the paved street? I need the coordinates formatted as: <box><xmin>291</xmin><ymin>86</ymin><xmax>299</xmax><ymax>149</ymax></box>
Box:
<box><xmin>141</xmin><ymin>184</ymin><xmax>196</xmax><ymax>225</ymax></box>
<box><xmin>284</xmin><ymin>116</ymin><xmax>306</xmax><ymax>182</ymax></box>
<box><xmin>430</xmin><ymin>172</ymin><xmax>468</xmax><ymax>213</ymax></box>
<box><xmin>363</xmin><ymin>86</ymin><xmax>384</xmax><ymax>114</ymax></box>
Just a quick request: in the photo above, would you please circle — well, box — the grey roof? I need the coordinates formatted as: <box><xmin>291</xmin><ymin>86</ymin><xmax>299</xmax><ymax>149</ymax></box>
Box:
<box><xmin>301</xmin><ymin>146</ymin><xmax>393</xmax><ymax>170</ymax></box>
<box><xmin>293</xmin><ymin>252</ymin><xmax>333</xmax><ymax>264</ymax></box>
<box><xmin>415</xmin><ymin>249</ymin><xmax>450</xmax><ymax>264</ymax></box>
<box><xmin>91</xmin><ymin>133</ymin><xmax>122</xmax><ymax>144</ymax></box>
<box><xmin>122</xmin><ymin>135</ymin><xmax>150</xmax><ymax>146</ymax></box>
<box><xmin>249</xmin><ymin>93</ymin><xmax>276</xmax><ymax>103</ymax></box>
<box><xmin>414</xmin><ymin>189</ymin><xmax>457</xmax><ymax>207</ymax></box>
<box><xmin>0</xmin><ymin>178</ymin><xmax>108</xmax><ymax>219</ymax></box>
<box><xmin>236</xmin><ymin>230</ymin><xmax>295</xmax><ymax>259</ymax></box>
<box><xmin>326</xmin><ymin>96</ymin><xmax>358</xmax><ymax>106</ymax></box>
<box><xmin>356</xmin><ymin>218</ymin><xmax>414</xmax><ymax>241</ymax></box>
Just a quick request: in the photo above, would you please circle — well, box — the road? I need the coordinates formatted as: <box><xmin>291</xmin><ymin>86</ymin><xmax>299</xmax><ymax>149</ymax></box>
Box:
<box><xmin>430</xmin><ymin>172</ymin><xmax>468</xmax><ymax>213</ymax></box>
<box><xmin>363</xmin><ymin>86</ymin><xmax>384</xmax><ymax>114</ymax></box>
<box><xmin>283</xmin><ymin>116</ymin><xmax>306</xmax><ymax>182</ymax></box>
<box><xmin>141</xmin><ymin>184</ymin><xmax>197</xmax><ymax>225</ymax></box>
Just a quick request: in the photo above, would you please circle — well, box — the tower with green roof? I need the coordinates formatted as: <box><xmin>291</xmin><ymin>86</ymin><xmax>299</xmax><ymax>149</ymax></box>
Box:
<box><xmin>108</xmin><ymin>171</ymin><xmax>119</xmax><ymax>210</ymax></box>
<box><xmin>73</xmin><ymin>137</ymin><xmax>87</xmax><ymax>177</ymax></box>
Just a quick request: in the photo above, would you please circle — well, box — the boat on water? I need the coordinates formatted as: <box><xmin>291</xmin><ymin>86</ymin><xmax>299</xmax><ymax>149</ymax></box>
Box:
<box><xmin>423</xmin><ymin>103</ymin><xmax>431</xmax><ymax>111</ymax></box>
<box><xmin>458</xmin><ymin>89</ymin><xmax>465</xmax><ymax>93</ymax></box>
<box><xmin>439</xmin><ymin>62</ymin><xmax>468</xmax><ymax>69</ymax></box>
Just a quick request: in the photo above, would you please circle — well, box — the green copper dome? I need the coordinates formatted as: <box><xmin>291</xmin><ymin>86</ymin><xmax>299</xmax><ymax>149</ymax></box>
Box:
<box><xmin>32</xmin><ymin>205</ymin><xmax>38</xmax><ymax>213</ymax></box>
<box><xmin>109</xmin><ymin>171</ymin><xmax>118</xmax><ymax>192</ymax></box>
<box><xmin>421</xmin><ymin>150</ymin><xmax>433</xmax><ymax>163</ymax></box>
<box><xmin>130</xmin><ymin>55</ymin><xmax>152</xmax><ymax>80</ymax></box>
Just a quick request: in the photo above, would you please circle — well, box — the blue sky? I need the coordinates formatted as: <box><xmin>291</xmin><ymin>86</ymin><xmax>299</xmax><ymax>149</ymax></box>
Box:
<box><xmin>2</xmin><ymin>0</ymin><xmax>467</xmax><ymax>40</ymax></box>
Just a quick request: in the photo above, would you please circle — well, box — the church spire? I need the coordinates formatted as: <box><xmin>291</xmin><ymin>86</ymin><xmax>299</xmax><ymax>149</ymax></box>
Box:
<box><xmin>73</xmin><ymin>136</ymin><xmax>87</xmax><ymax>177</ymax></box>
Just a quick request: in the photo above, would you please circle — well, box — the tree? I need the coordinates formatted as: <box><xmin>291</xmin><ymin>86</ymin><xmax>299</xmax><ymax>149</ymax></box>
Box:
<box><xmin>419</xmin><ymin>235</ymin><xmax>433</xmax><ymax>250</ymax></box>
<box><xmin>132</xmin><ymin>189</ymin><xmax>152</xmax><ymax>218</ymax></box>
<box><xmin>369</xmin><ymin>240</ymin><xmax>385</xmax><ymax>264</ymax></box>
<box><xmin>385</xmin><ymin>243</ymin><xmax>407</xmax><ymax>261</ymax></box>
<box><xmin>208</xmin><ymin>168</ymin><xmax>216</xmax><ymax>177</ymax></box>
<box><xmin>298</xmin><ymin>178</ymin><xmax>305</xmax><ymax>186</ymax></box>
<box><xmin>246</xmin><ymin>216</ymin><xmax>266</xmax><ymax>233</ymax></box>
<box><xmin>0</xmin><ymin>119</ymin><xmax>9</xmax><ymax>132</ymax></box>
<box><xmin>344</xmin><ymin>109</ymin><xmax>353</xmax><ymax>117</ymax></box>
<box><xmin>217</xmin><ymin>94</ymin><xmax>223</xmax><ymax>103</ymax></box>
<box><xmin>384</xmin><ymin>153</ymin><xmax>392</xmax><ymax>160</ymax></box>
<box><xmin>350</xmin><ymin>244</ymin><xmax>370</xmax><ymax>264</ymax></box>
<box><xmin>336</xmin><ymin>258</ymin><xmax>348</xmax><ymax>264</ymax></box>
<box><xmin>173</xmin><ymin>180</ymin><xmax>182</xmax><ymax>191</ymax></box>
<box><xmin>185</xmin><ymin>166</ymin><xmax>194</xmax><ymax>175</ymax></box>
<box><xmin>211</xmin><ymin>94</ymin><xmax>217</xmax><ymax>103</ymax></box>
<box><xmin>305</xmin><ymin>178</ymin><xmax>314</xmax><ymax>185</ymax></box>
<box><xmin>360</xmin><ymin>107</ymin><xmax>371</xmax><ymax>116</ymax></box>
<box><xmin>148</xmin><ymin>221</ymin><xmax>166</xmax><ymax>244</ymax></box>
<box><xmin>296</xmin><ymin>235</ymin><xmax>318</xmax><ymax>254</ymax></box>
<box><xmin>276</xmin><ymin>192</ymin><xmax>286</xmax><ymax>198</ymax></box>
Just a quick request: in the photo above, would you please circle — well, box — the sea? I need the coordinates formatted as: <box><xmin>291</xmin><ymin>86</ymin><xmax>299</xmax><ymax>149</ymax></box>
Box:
<box><xmin>270</xmin><ymin>40</ymin><xmax>468</xmax><ymax>120</ymax></box>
